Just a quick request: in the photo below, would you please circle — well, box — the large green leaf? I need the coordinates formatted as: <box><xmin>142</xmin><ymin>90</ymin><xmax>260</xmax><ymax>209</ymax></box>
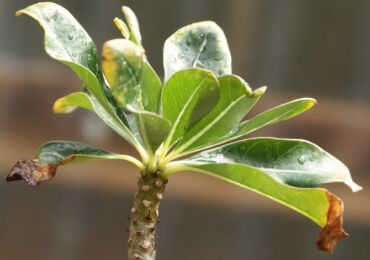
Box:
<box><xmin>181</xmin><ymin>138</ymin><xmax>361</xmax><ymax>191</ymax></box>
<box><xmin>171</xmin><ymin>75</ymin><xmax>263</xmax><ymax>158</ymax></box>
<box><xmin>161</xmin><ymin>68</ymin><xmax>220</xmax><ymax>150</ymax></box>
<box><xmin>166</xmin><ymin>138</ymin><xmax>361</xmax><ymax>252</ymax></box>
<box><xmin>16</xmin><ymin>3</ymin><xmax>139</xmax><ymax>149</ymax></box>
<box><xmin>163</xmin><ymin>21</ymin><xmax>231</xmax><ymax>81</ymax></box>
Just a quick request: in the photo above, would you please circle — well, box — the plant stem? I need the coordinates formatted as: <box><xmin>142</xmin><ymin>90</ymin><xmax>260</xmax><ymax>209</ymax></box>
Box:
<box><xmin>127</xmin><ymin>171</ymin><xmax>167</xmax><ymax>260</ymax></box>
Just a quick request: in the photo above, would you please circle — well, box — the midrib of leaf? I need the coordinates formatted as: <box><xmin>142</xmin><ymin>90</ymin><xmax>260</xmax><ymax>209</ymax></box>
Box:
<box><xmin>171</xmin><ymin>95</ymin><xmax>245</xmax><ymax>158</ymax></box>
<box><xmin>162</xmin><ymin>77</ymin><xmax>208</xmax><ymax>152</ymax></box>
<box><xmin>191</xmin><ymin>35</ymin><xmax>208</xmax><ymax>68</ymax></box>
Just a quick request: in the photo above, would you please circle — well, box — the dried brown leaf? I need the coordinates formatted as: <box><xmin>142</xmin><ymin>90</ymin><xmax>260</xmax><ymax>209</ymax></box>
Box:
<box><xmin>6</xmin><ymin>159</ymin><xmax>57</xmax><ymax>186</ymax></box>
<box><xmin>316</xmin><ymin>192</ymin><xmax>348</xmax><ymax>253</ymax></box>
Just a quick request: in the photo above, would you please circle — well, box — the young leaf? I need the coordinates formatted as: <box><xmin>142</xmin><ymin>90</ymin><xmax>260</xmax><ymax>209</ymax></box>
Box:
<box><xmin>171</xmin><ymin>75</ymin><xmax>262</xmax><ymax>158</ymax></box>
<box><xmin>161</xmin><ymin>68</ymin><xmax>220</xmax><ymax>149</ymax></box>
<box><xmin>121</xmin><ymin>6</ymin><xmax>142</xmax><ymax>45</ymax></box>
<box><xmin>16</xmin><ymin>3</ymin><xmax>141</xmax><ymax>150</ymax></box>
<box><xmin>182</xmin><ymin>138</ymin><xmax>362</xmax><ymax>191</ymax></box>
<box><xmin>163</xmin><ymin>21</ymin><xmax>232</xmax><ymax>81</ymax></box>
<box><xmin>7</xmin><ymin>141</ymin><xmax>143</xmax><ymax>186</ymax></box>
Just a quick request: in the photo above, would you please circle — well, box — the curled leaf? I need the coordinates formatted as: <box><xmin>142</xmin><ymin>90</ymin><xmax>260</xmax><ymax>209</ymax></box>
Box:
<box><xmin>316</xmin><ymin>192</ymin><xmax>348</xmax><ymax>253</ymax></box>
<box><xmin>7</xmin><ymin>159</ymin><xmax>57</xmax><ymax>186</ymax></box>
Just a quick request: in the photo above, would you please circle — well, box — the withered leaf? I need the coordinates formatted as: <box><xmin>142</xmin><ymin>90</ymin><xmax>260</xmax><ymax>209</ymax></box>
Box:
<box><xmin>316</xmin><ymin>192</ymin><xmax>348</xmax><ymax>253</ymax></box>
<box><xmin>6</xmin><ymin>159</ymin><xmax>57</xmax><ymax>186</ymax></box>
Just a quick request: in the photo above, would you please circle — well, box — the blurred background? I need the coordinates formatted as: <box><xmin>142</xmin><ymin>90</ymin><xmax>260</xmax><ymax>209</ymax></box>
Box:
<box><xmin>0</xmin><ymin>0</ymin><xmax>369</xmax><ymax>259</ymax></box>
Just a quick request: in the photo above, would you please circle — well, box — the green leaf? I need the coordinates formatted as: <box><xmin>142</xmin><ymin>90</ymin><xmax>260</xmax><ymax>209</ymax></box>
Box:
<box><xmin>16</xmin><ymin>3</ymin><xmax>140</xmax><ymax>149</ymax></box>
<box><xmin>38</xmin><ymin>141</ymin><xmax>128</xmax><ymax>164</ymax></box>
<box><xmin>53</xmin><ymin>91</ymin><xmax>93</xmax><ymax>113</ymax></box>
<box><xmin>134</xmin><ymin>112</ymin><xmax>171</xmax><ymax>152</ymax></box>
<box><xmin>171</xmin><ymin>75</ymin><xmax>262</xmax><ymax>158</ymax></box>
<box><xmin>167</xmin><ymin>138</ymin><xmax>361</xmax><ymax>249</ymax></box>
<box><xmin>163</xmin><ymin>21</ymin><xmax>232</xmax><ymax>81</ymax></box>
<box><xmin>227</xmin><ymin>98</ymin><xmax>317</xmax><ymax>140</ymax></box>
<box><xmin>183</xmin><ymin>138</ymin><xmax>362</xmax><ymax>191</ymax></box>
<box><xmin>140</xmin><ymin>62</ymin><xmax>162</xmax><ymax>113</ymax></box>
<box><xmin>161</xmin><ymin>68</ymin><xmax>220</xmax><ymax>149</ymax></box>
<box><xmin>121</xmin><ymin>6</ymin><xmax>142</xmax><ymax>45</ymax></box>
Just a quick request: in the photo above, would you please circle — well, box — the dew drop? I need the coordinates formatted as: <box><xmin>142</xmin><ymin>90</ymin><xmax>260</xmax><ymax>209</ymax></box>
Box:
<box><xmin>71</xmin><ymin>52</ymin><xmax>77</xmax><ymax>58</ymax></box>
<box><xmin>186</xmin><ymin>40</ymin><xmax>191</xmax><ymax>46</ymax></box>
<box><xmin>298</xmin><ymin>155</ymin><xmax>306</xmax><ymax>165</ymax></box>
<box><xmin>122</xmin><ymin>60</ymin><xmax>127</xmax><ymax>66</ymax></box>
<box><xmin>82</xmin><ymin>40</ymin><xmax>88</xmax><ymax>46</ymax></box>
<box><xmin>67</xmin><ymin>34</ymin><xmax>73</xmax><ymax>40</ymax></box>
<box><xmin>45</xmin><ymin>16</ymin><xmax>51</xmax><ymax>22</ymax></box>
<box><xmin>52</xmin><ymin>13</ymin><xmax>58</xmax><ymax>20</ymax></box>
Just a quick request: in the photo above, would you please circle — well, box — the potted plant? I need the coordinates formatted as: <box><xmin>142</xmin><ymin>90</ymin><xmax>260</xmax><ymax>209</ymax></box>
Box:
<box><xmin>7</xmin><ymin>2</ymin><xmax>361</xmax><ymax>260</ymax></box>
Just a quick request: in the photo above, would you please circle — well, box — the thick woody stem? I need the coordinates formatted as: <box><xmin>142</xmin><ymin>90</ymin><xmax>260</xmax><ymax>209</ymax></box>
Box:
<box><xmin>127</xmin><ymin>171</ymin><xmax>167</xmax><ymax>260</ymax></box>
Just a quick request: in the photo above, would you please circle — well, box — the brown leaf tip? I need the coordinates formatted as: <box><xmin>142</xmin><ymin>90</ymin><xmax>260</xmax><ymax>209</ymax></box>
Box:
<box><xmin>316</xmin><ymin>192</ymin><xmax>348</xmax><ymax>253</ymax></box>
<box><xmin>7</xmin><ymin>159</ymin><xmax>57</xmax><ymax>186</ymax></box>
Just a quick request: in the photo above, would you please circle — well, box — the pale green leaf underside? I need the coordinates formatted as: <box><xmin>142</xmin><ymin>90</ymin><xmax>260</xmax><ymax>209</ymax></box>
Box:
<box><xmin>175</xmin><ymin>161</ymin><xmax>330</xmax><ymax>227</ymax></box>
<box><xmin>163</xmin><ymin>21</ymin><xmax>232</xmax><ymax>81</ymax></box>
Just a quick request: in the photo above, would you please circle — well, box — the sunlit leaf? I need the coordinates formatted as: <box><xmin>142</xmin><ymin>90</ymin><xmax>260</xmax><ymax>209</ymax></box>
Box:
<box><xmin>163</xmin><ymin>21</ymin><xmax>231</xmax><ymax>81</ymax></box>
<box><xmin>161</xmin><ymin>68</ymin><xmax>220</xmax><ymax>149</ymax></box>
<box><xmin>172</xmin><ymin>75</ymin><xmax>261</xmax><ymax>158</ymax></box>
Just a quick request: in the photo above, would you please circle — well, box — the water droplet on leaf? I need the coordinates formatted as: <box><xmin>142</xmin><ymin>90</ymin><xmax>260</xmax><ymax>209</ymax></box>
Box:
<box><xmin>67</xmin><ymin>34</ymin><xmax>73</xmax><ymax>40</ymax></box>
<box><xmin>298</xmin><ymin>155</ymin><xmax>306</xmax><ymax>165</ymax></box>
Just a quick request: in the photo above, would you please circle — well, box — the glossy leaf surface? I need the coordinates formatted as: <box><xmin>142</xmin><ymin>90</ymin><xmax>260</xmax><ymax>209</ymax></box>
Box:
<box><xmin>161</xmin><ymin>68</ymin><xmax>220</xmax><ymax>148</ymax></box>
<box><xmin>173</xmin><ymin>75</ymin><xmax>260</xmax><ymax>157</ymax></box>
<box><xmin>163</xmin><ymin>21</ymin><xmax>231</xmax><ymax>81</ymax></box>
<box><xmin>185</xmin><ymin>138</ymin><xmax>361</xmax><ymax>191</ymax></box>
